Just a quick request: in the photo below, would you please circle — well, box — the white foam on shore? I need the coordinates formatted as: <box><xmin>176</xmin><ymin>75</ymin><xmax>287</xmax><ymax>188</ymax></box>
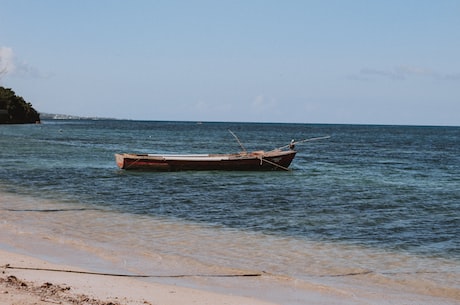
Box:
<box><xmin>1</xmin><ymin>191</ymin><xmax>459</xmax><ymax>304</ymax></box>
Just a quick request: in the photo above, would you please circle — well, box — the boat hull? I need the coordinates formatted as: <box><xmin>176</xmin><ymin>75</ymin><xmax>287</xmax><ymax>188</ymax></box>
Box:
<box><xmin>115</xmin><ymin>150</ymin><xmax>296</xmax><ymax>171</ymax></box>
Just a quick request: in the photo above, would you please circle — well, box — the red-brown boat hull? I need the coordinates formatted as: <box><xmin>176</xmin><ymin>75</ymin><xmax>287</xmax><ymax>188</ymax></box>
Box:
<box><xmin>115</xmin><ymin>150</ymin><xmax>296</xmax><ymax>171</ymax></box>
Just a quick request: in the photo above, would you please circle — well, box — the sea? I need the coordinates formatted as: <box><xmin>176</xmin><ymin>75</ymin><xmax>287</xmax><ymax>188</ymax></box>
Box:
<box><xmin>0</xmin><ymin>120</ymin><xmax>459</xmax><ymax>304</ymax></box>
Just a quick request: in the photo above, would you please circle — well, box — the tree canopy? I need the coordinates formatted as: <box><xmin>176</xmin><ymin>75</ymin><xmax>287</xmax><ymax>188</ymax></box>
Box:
<box><xmin>0</xmin><ymin>86</ymin><xmax>40</xmax><ymax>124</ymax></box>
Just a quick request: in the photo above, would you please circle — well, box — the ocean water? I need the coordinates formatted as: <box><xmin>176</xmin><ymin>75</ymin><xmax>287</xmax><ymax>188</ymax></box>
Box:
<box><xmin>0</xmin><ymin>120</ymin><xmax>459</xmax><ymax>304</ymax></box>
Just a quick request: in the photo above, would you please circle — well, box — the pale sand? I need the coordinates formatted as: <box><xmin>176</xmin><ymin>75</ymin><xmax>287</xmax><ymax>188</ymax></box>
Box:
<box><xmin>1</xmin><ymin>192</ymin><xmax>458</xmax><ymax>305</ymax></box>
<box><xmin>2</xmin><ymin>245</ymin><xmax>459</xmax><ymax>305</ymax></box>
<box><xmin>0</xmin><ymin>249</ymin><xmax>279</xmax><ymax>305</ymax></box>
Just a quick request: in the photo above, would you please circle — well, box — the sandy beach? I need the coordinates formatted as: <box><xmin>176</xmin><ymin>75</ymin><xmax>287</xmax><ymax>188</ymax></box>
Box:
<box><xmin>2</xmin><ymin>246</ymin><xmax>459</xmax><ymax>305</ymax></box>
<box><xmin>1</xmin><ymin>249</ymin><xmax>280</xmax><ymax>305</ymax></box>
<box><xmin>1</xmin><ymin>189</ymin><xmax>459</xmax><ymax>305</ymax></box>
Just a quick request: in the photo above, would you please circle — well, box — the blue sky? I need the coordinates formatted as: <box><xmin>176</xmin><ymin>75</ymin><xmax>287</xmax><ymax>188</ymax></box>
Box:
<box><xmin>1</xmin><ymin>0</ymin><xmax>459</xmax><ymax>125</ymax></box>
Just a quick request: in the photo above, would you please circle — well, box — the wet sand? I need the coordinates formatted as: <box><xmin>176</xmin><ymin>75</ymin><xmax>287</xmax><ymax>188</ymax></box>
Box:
<box><xmin>0</xmin><ymin>249</ymin><xmax>279</xmax><ymax>305</ymax></box>
<box><xmin>1</xmin><ymin>192</ymin><xmax>459</xmax><ymax>304</ymax></box>
<box><xmin>2</xmin><ymin>236</ymin><xmax>459</xmax><ymax>305</ymax></box>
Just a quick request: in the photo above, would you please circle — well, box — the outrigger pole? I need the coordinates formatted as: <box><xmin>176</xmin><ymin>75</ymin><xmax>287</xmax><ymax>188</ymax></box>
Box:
<box><xmin>277</xmin><ymin>136</ymin><xmax>331</xmax><ymax>150</ymax></box>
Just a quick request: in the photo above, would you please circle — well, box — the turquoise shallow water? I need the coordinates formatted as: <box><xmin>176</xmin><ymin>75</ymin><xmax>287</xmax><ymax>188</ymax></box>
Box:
<box><xmin>0</xmin><ymin>120</ymin><xmax>459</xmax><ymax>304</ymax></box>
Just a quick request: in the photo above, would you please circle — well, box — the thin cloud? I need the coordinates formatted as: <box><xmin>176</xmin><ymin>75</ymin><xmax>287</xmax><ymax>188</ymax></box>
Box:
<box><xmin>0</xmin><ymin>47</ymin><xmax>15</xmax><ymax>78</ymax></box>
<box><xmin>360</xmin><ymin>67</ymin><xmax>406</xmax><ymax>80</ymax></box>
<box><xmin>0</xmin><ymin>46</ymin><xmax>51</xmax><ymax>80</ymax></box>
<box><xmin>351</xmin><ymin>65</ymin><xmax>460</xmax><ymax>81</ymax></box>
<box><xmin>252</xmin><ymin>95</ymin><xmax>277</xmax><ymax>110</ymax></box>
<box><xmin>435</xmin><ymin>72</ymin><xmax>460</xmax><ymax>81</ymax></box>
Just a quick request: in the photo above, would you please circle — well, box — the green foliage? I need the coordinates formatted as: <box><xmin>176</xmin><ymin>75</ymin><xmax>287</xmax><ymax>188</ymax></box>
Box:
<box><xmin>0</xmin><ymin>86</ymin><xmax>40</xmax><ymax>124</ymax></box>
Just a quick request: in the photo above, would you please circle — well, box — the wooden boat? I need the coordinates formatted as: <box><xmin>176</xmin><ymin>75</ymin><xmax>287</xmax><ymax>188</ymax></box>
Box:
<box><xmin>115</xmin><ymin>149</ymin><xmax>297</xmax><ymax>171</ymax></box>
<box><xmin>115</xmin><ymin>132</ymin><xmax>329</xmax><ymax>171</ymax></box>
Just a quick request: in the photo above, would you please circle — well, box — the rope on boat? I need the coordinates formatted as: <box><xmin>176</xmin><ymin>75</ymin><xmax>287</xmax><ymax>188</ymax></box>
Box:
<box><xmin>1</xmin><ymin>264</ymin><xmax>261</xmax><ymax>278</ymax></box>
<box><xmin>125</xmin><ymin>157</ymin><xmax>142</xmax><ymax>169</ymax></box>
<box><xmin>260</xmin><ymin>157</ymin><xmax>291</xmax><ymax>171</ymax></box>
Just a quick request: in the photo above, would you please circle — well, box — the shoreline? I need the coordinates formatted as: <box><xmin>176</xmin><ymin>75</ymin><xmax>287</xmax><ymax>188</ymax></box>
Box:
<box><xmin>2</xmin><ymin>245</ymin><xmax>459</xmax><ymax>305</ymax></box>
<box><xmin>1</xmin><ymin>191</ymin><xmax>459</xmax><ymax>305</ymax></box>
<box><xmin>0</xmin><ymin>249</ymin><xmax>278</xmax><ymax>305</ymax></box>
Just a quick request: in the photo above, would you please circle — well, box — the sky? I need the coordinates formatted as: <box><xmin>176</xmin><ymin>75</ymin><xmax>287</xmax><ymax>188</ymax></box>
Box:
<box><xmin>1</xmin><ymin>0</ymin><xmax>459</xmax><ymax>125</ymax></box>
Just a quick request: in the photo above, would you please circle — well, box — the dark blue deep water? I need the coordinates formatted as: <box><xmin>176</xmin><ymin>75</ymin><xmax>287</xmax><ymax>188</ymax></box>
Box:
<box><xmin>1</xmin><ymin>120</ymin><xmax>459</xmax><ymax>260</ymax></box>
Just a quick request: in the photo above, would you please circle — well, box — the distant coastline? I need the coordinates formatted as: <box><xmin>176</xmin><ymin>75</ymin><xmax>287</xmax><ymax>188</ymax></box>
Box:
<box><xmin>39</xmin><ymin>112</ymin><xmax>118</xmax><ymax>120</ymax></box>
<box><xmin>37</xmin><ymin>113</ymin><xmax>460</xmax><ymax>128</ymax></box>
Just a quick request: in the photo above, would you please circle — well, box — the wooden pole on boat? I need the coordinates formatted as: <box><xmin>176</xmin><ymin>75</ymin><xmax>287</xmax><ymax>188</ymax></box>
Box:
<box><xmin>228</xmin><ymin>129</ymin><xmax>247</xmax><ymax>153</ymax></box>
<box><xmin>277</xmin><ymin>136</ymin><xmax>331</xmax><ymax>150</ymax></box>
